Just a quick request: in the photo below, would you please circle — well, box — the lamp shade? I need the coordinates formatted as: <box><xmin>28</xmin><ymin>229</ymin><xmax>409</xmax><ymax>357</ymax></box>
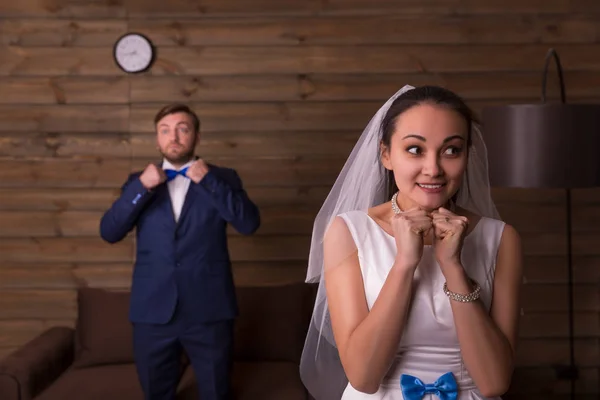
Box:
<box><xmin>481</xmin><ymin>103</ymin><xmax>600</xmax><ymax>189</ymax></box>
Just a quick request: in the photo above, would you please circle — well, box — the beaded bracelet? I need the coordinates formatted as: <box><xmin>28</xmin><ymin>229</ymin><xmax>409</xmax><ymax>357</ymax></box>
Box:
<box><xmin>443</xmin><ymin>279</ymin><xmax>481</xmax><ymax>303</ymax></box>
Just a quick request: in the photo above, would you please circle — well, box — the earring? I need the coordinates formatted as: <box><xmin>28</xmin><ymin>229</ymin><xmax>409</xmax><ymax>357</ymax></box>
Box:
<box><xmin>391</xmin><ymin>191</ymin><xmax>401</xmax><ymax>214</ymax></box>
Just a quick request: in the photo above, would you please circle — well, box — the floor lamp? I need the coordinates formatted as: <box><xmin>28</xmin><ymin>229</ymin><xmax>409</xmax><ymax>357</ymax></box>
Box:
<box><xmin>481</xmin><ymin>48</ymin><xmax>600</xmax><ymax>399</ymax></box>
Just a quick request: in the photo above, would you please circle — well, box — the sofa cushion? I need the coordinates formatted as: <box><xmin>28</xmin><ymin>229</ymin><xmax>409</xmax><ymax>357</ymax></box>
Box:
<box><xmin>34</xmin><ymin>364</ymin><xmax>192</xmax><ymax>400</ymax></box>
<box><xmin>0</xmin><ymin>327</ymin><xmax>74</xmax><ymax>400</ymax></box>
<box><xmin>233</xmin><ymin>361</ymin><xmax>307</xmax><ymax>400</ymax></box>
<box><xmin>34</xmin><ymin>364</ymin><xmax>143</xmax><ymax>400</ymax></box>
<box><xmin>177</xmin><ymin>361</ymin><xmax>307</xmax><ymax>400</ymax></box>
<box><xmin>72</xmin><ymin>287</ymin><xmax>134</xmax><ymax>368</ymax></box>
<box><xmin>234</xmin><ymin>283</ymin><xmax>316</xmax><ymax>363</ymax></box>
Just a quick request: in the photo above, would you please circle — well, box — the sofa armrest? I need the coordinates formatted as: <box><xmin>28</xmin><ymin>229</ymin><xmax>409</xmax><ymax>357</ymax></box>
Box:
<box><xmin>0</xmin><ymin>327</ymin><xmax>75</xmax><ymax>400</ymax></box>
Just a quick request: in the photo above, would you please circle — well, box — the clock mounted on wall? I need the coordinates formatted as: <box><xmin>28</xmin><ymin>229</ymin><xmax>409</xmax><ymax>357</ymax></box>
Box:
<box><xmin>113</xmin><ymin>33</ymin><xmax>155</xmax><ymax>73</ymax></box>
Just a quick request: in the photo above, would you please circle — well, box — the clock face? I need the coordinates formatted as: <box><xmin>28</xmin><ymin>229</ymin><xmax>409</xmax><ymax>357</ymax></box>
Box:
<box><xmin>114</xmin><ymin>33</ymin><xmax>154</xmax><ymax>73</ymax></box>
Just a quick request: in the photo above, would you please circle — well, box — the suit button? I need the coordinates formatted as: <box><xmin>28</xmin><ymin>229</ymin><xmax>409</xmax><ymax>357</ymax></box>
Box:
<box><xmin>176</xmin><ymin>263</ymin><xmax>181</xmax><ymax>267</ymax></box>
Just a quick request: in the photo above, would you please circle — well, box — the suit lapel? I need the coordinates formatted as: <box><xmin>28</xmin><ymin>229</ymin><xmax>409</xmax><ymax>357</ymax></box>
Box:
<box><xmin>176</xmin><ymin>156</ymin><xmax>204</xmax><ymax>227</ymax></box>
<box><xmin>177</xmin><ymin>182</ymin><xmax>197</xmax><ymax>227</ymax></box>
<box><xmin>153</xmin><ymin>159</ymin><xmax>178</xmax><ymax>226</ymax></box>
<box><xmin>154</xmin><ymin>183</ymin><xmax>177</xmax><ymax>228</ymax></box>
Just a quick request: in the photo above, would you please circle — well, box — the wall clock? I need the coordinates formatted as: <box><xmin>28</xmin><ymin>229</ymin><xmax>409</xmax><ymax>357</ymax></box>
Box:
<box><xmin>113</xmin><ymin>33</ymin><xmax>155</xmax><ymax>73</ymax></box>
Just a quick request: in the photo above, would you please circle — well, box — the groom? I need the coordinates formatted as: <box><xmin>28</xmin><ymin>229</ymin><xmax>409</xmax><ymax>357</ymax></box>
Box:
<box><xmin>100</xmin><ymin>103</ymin><xmax>261</xmax><ymax>399</ymax></box>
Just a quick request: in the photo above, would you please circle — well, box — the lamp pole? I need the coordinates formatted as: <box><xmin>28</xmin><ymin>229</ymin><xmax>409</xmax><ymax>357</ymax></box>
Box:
<box><xmin>481</xmin><ymin>48</ymin><xmax>600</xmax><ymax>400</ymax></box>
<box><xmin>542</xmin><ymin>49</ymin><xmax>578</xmax><ymax>398</ymax></box>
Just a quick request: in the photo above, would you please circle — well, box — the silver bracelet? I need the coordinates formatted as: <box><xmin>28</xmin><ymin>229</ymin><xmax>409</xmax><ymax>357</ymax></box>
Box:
<box><xmin>443</xmin><ymin>278</ymin><xmax>481</xmax><ymax>303</ymax></box>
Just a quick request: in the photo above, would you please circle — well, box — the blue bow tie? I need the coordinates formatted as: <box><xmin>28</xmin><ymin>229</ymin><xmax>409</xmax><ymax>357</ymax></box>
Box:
<box><xmin>164</xmin><ymin>167</ymin><xmax>189</xmax><ymax>182</ymax></box>
<box><xmin>400</xmin><ymin>372</ymin><xmax>458</xmax><ymax>400</ymax></box>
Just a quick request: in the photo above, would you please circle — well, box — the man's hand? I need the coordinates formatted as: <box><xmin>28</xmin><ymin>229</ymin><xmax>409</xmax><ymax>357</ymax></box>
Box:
<box><xmin>186</xmin><ymin>159</ymin><xmax>210</xmax><ymax>183</ymax></box>
<box><xmin>139</xmin><ymin>164</ymin><xmax>167</xmax><ymax>190</ymax></box>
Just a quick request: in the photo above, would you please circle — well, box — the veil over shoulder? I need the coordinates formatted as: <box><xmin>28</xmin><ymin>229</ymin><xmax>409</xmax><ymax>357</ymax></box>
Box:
<box><xmin>299</xmin><ymin>85</ymin><xmax>500</xmax><ymax>399</ymax></box>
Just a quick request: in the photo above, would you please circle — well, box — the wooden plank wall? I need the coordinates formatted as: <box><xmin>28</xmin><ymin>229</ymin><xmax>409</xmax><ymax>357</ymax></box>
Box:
<box><xmin>0</xmin><ymin>0</ymin><xmax>599</xmax><ymax>398</ymax></box>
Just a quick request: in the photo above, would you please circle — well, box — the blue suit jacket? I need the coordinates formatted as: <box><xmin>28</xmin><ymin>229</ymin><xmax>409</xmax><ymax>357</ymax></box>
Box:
<box><xmin>99</xmin><ymin>164</ymin><xmax>260</xmax><ymax>324</ymax></box>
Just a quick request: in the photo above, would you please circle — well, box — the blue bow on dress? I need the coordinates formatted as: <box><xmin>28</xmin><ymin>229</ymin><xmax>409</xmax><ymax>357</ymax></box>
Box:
<box><xmin>400</xmin><ymin>372</ymin><xmax>458</xmax><ymax>400</ymax></box>
<box><xmin>164</xmin><ymin>167</ymin><xmax>189</xmax><ymax>182</ymax></box>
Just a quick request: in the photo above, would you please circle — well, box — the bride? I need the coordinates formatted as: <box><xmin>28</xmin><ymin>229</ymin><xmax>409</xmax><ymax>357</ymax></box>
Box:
<box><xmin>299</xmin><ymin>85</ymin><xmax>523</xmax><ymax>399</ymax></box>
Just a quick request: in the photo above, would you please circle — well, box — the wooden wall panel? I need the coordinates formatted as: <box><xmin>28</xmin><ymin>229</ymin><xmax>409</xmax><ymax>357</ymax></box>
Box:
<box><xmin>0</xmin><ymin>262</ymin><xmax>309</xmax><ymax>291</ymax></box>
<box><xmin>0</xmin><ymin>187</ymin><xmax>330</xmax><ymax>211</ymax></box>
<box><xmin>0</xmin><ymin>47</ymin><xmax>119</xmax><ymax>76</ymax></box>
<box><xmin>122</xmin><ymin>0</ymin><xmax>599</xmax><ymax>17</ymax></box>
<box><xmin>130</xmin><ymin>101</ymin><xmax>560</xmax><ymax>134</ymax></box>
<box><xmin>0</xmin><ymin>133</ymin><xmax>131</xmax><ymax>158</ymax></box>
<box><xmin>0</xmin><ymin>105</ymin><xmax>129</xmax><ymax>132</ymax></box>
<box><xmin>4</xmin><ymin>45</ymin><xmax>600</xmax><ymax>76</ymax></box>
<box><xmin>316</xmin><ymin>0</ymin><xmax>599</xmax><ymax>15</ymax></box>
<box><xmin>0</xmin><ymin>1</ymin><xmax>125</xmax><ymax>18</ymax></box>
<box><xmin>4</xmin><ymin>15</ymin><xmax>600</xmax><ymax>48</ymax></box>
<box><xmin>129</xmin><ymin>72</ymin><xmax>600</xmax><ymax>103</ymax></box>
<box><xmin>124</xmin><ymin>0</ymin><xmax>322</xmax><ymax>17</ymax></box>
<box><xmin>0</xmin><ymin>0</ymin><xmax>598</xmax><ymax>397</ymax></box>
<box><xmin>2</xmin><ymin>0</ymin><xmax>599</xmax><ymax>19</ymax></box>
<box><xmin>0</xmin><ymin>159</ymin><xmax>131</xmax><ymax>188</ymax></box>
<box><xmin>0</xmin><ymin>188</ymin><xmax>120</xmax><ymax>211</ymax></box>
<box><xmin>130</xmin><ymin>102</ymin><xmax>389</xmax><ymax>132</ymax></box>
<box><xmin>131</xmin><ymin>131</ymin><xmax>359</xmax><ymax>158</ymax></box>
<box><xmin>144</xmin><ymin>45</ymin><xmax>600</xmax><ymax>75</ymax></box>
<box><xmin>0</xmin><ymin>208</ymin><xmax>318</xmax><ymax>237</ymax></box>
<box><xmin>0</xmin><ymin>20</ymin><xmax>126</xmax><ymax>46</ymax></box>
<box><xmin>0</xmin><ymin>77</ymin><xmax>129</xmax><ymax>104</ymax></box>
<box><xmin>0</xmin><ymin>202</ymin><xmax>590</xmax><ymax>238</ymax></box>
<box><xmin>0</xmin><ymin>237</ymin><xmax>133</xmax><ymax>263</ymax></box>
<box><xmin>128</xmin><ymin>15</ymin><xmax>600</xmax><ymax>46</ymax></box>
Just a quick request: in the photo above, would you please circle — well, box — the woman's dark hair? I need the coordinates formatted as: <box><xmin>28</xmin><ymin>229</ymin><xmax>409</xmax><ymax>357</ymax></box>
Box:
<box><xmin>380</xmin><ymin>85</ymin><xmax>476</xmax><ymax>198</ymax></box>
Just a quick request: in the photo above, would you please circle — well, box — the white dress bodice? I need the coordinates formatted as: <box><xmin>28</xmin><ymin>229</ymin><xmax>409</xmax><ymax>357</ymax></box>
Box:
<box><xmin>338</xmin><ymin>210</ymin><xmax>506</xmax><ymax>400</ymax></box>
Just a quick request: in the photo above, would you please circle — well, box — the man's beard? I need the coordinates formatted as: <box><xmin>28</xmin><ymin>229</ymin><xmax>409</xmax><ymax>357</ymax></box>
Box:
<box><xmin>160</xmin><ymin>147</ymin><xmax>194</xmax><ymax>166</ymax></box>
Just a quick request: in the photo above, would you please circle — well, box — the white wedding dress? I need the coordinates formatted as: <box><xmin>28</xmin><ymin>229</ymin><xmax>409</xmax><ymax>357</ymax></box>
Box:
<box><xmin>338</xmin><ymin>210</ymin><xmax>506</xmax><ymax>400</ymax></box>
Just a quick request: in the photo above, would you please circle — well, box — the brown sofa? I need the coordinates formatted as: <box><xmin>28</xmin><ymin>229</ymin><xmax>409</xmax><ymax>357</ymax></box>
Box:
<box><xmin>0</xmin><ymin>283</ymin><xmax>317</xmax><ymax>400</ymax></box>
